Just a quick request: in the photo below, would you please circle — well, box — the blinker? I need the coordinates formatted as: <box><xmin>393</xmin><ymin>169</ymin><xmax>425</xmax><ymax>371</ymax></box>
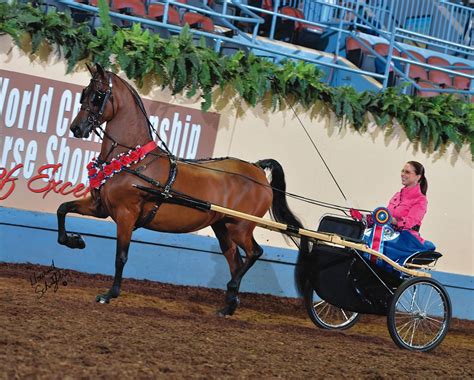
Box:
<box><xmin>80</xmin><ymin>87</ymin><xmax>107</xmax><ymax>109</ymax></box>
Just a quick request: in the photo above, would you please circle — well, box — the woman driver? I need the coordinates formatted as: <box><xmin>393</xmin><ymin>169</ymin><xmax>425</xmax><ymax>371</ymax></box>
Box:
<box><xmin>351</xmin><ymin>161</ymin><xmax>435</xmax><ymax>262</ymax></box>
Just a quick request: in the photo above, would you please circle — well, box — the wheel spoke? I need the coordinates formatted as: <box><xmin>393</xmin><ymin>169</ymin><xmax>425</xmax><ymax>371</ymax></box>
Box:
<box><xmin>391</xmin><ymin>279</ymin><xmax>450</xmax><ymax>350</ymax></box>
<box><xmin>409</xmin><ymin>318</ymin><xmax>419</xmax><ymax>346</ymax></box>
<box><xmin>401</xmin><ymin>319</ymin><xmax>416</xmax><ymax>343</ymax></box>
<box><xmin>397</xmin><ymin>319</ymin><xmax>414</xmax><ymax>337</ymax></box>
<box><xmin>341</xmin><ymin>309</ymin><xmax>349</xmax><ymax>321</ymax></box>
<box><xmin>397</xmin><ymin>298</ymin><xmax>414</xmax><ymax>313</ymax></box>
<box><xmin>310</xmin><ymin>297</ymin><xmax>359</xmax><ymax>329</ymax></box>
<box><xmin>423</xmin><ymin>286</ymin><xmax>434</xmax><ymax>312</ymax></box>
<box><xmin>424</xmin><ymin>315</ymin><xmax>444</xmax><ymax>325</ymax></box>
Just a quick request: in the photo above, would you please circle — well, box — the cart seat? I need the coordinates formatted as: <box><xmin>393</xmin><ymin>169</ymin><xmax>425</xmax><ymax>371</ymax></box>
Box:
<box><xmin>317</xmin><ymin>215</ymin><xmax>365</xmax><ymax>242</ymax></box>
<box><xmin>405</xmin><ymin>251</ymin><xmax>442</xmax><ymax>265</ymax></box>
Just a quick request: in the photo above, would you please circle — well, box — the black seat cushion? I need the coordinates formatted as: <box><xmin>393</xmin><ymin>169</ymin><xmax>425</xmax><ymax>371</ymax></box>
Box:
<box><xmin>317</xmin><ymin>215</ymin><xmax>365</xmax><ymax>241</ymax></box>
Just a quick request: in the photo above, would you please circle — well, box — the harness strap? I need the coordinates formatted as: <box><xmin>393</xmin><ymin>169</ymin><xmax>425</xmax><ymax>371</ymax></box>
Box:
<box><xmin>163</xmin><ymin>156</ymin><xmax>178</xmax><ymax>198</ymax></box>
<box><xmin>122</xmin><ymin>167</ymin><xmax>161</xmax><ymax>187</ymax></box>
<box><xmin>125</xmin><ymin>150</ymin><xmax>178</xmax><ymax>229</ymax></box>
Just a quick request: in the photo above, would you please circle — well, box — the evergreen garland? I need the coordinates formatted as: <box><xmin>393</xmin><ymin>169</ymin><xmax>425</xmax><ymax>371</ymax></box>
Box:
<box><xmin>0</xmin><ymin>1</ymin><xmax>472</xmax><ymax>158</ymax></box>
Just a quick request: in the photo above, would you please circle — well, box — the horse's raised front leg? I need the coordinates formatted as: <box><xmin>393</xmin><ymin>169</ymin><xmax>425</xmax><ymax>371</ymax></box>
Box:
<box><xmin>57</xmin><ymin>196</ymin><xmax>107</xmax><ymax>249</ymax></box>
<box><xmin>96</xmin><ymin>212</ymin><xmax>136</xmax><ymax>304</ymax></box>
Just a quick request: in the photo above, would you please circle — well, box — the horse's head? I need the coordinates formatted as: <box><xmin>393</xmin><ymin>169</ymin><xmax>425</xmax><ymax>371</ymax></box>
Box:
<box><xmin>70</xmin><ymin>63</ymin><xmax>115</xmax><ymax>139</ymax></box>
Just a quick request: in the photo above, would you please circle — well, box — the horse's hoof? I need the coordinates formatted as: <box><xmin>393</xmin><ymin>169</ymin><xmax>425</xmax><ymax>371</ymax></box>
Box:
<box><xmin>216</xmin><ymin>308</ymin><xmax>231</xmax><ymax>317</ymax></box>
<box><xmin>59</xmin><ymin>233</ymin><xmax>86</xmax><ymax>249</ymax></box>
<box><xmin>96</xmin><ymin>295</ymin><xmax>110</xmax><ymax>304</ymax></box>
<box><xmin>217</xmin><ymin>295</ymin><xmax>240</xmax><ymax>316</ymax></box>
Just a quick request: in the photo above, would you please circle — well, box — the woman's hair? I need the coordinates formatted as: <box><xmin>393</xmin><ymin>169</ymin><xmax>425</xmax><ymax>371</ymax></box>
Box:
<box><xmin>407</xmin><ymin>161</ymin><xmax>428</xmax><ymax>195</ymax></box>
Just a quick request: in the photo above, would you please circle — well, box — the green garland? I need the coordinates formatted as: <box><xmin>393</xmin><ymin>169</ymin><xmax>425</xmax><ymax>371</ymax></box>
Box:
<box><xmin>1</xmin><ymin>1</ymin><xmax>473</xmax><ymax>158</ymax></box>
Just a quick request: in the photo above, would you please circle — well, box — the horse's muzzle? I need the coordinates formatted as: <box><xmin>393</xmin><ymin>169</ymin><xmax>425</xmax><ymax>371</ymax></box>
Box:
<box><xmin>71</xmin><ymin>124</ymin><xmax>82</xmax><ymax>138</ymax></box>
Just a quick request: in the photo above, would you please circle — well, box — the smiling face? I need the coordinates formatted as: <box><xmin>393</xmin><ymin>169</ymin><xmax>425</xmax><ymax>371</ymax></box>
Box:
<box><xmin>401</xmin><ymin>163</ymin><xmax>421</xmax><ymax>188</ymax></box>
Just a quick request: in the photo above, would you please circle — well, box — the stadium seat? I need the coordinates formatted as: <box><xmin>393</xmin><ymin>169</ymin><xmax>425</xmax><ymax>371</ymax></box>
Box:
<box><xmin>280</xmin><ymin>6</ymin><xmax>306</xmax><ymax>32</ymax></box>
<box><xmin>110</xmin><ymin>0</ymin><xmax>146</xmax><ymax>16</ymax></box>
<box><xmin>416</xmin><ymin>82</ymin><xmax>439</xmax><ymax>97</ymax></box>
<box><xmin>453</xmin><ymin>62</ymin><xmax>473</xmax><ymax>90</ymax></box>
<box><xmin>262</xmin><ymin>0</ymin><xmax>273</xmax><ymax>11</ymax></box>
<box><xmin>182</xmin><ymin>12</ymin><xmax>215</xmax><ymax>32</ymax></box>
<box><xmin>401</xmin><ymin>50</ymin><xmax>427</xmax><ymax>81</ymax></box>
<box><xmin>346</xmin><ymin>36</ymin><xmax>371</xmax><ymax>53</ymax></box>
<box><xmin>108</xmin><ymin>0</ymin><xmax>146</xmax><ymax>27</ymax></box>
<box><xmin>373</xmin><ymin>43</ymin><xmax>401</xmax><ymax>57</ymax></box>
<box><xmin>373</xmin><ymin>43</ymin><xmax>402</xmax><ymax>82</ymax></box>
<box><xmin>211</xmin><ymin>2</ymin><xmax>237</xmax><ymax>27</ymax></box>
<box><xmin>427</xmin><ymin>56</ymin><xmax>450</xmax><ymax>68</ymax></box>
<box><xmin>293</xmin><ymin>28</ymin><xmax>328</xmax><ymax>51</ymax></box>
<box><xmin>345</xmin><ymin>36</ymin><xmax>371</xmax><ymax>68</ymax></box>
<box><xmin>429</xmin><ymin>70</ymin><xmax>452</xmax><ymax>88</ymax></box>
<box><xmin>278</xmin><ymin>6</ymin><xmax>327</xmax><ymax>50</ymax></box>
<box><xmin>401</xmin><ymin>50</ymin><xmax>425</xmax><ymax>63</ymax></box>
<box><xmin>74</xmin><ymin>0</ymin><xmax>98</xmax><ymax>5</ymax></box>
<box><xmin>148</xmin><ymin>3</ymin><xmax>181</xmax><ymax>25</ymax></box>
<box><xmin>453</xmin><ymin>62</ymin><xmax>474</xmax><ymax>73</ymax></box>
<box><xmin>259</xmin><ymin>15</ymin><xmax>296</xmax><ymax>42</ymax></box>
<box><xmin>274</xmin><ymin>18</ymin><xmax>297</xmax><ymax>43</ymax></box>
<box><xmin>454</xmin><ymin>76</ymin><xmax>471</xmax><ymax>90</ymax></box>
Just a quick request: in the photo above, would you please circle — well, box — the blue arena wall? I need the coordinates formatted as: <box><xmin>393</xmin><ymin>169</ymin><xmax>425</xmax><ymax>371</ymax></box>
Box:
<box><xmin>1</xmin><ymin>206</ymin><xmax>472</xmax><ymax>320</ymax></box>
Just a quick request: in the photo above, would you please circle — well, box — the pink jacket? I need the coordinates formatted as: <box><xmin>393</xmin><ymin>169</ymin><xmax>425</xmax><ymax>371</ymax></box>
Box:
<box><xmin>387</xmin><ymin>184</ymin><xmax>427</xmax><ymax>243</ymax></box>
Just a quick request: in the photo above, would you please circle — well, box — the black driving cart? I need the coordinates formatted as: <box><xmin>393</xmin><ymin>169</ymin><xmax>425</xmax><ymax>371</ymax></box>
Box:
<box><xmin>302</xmin><ymin>214</ymin><xmax>451</xmax><ymax>352</ymax></box>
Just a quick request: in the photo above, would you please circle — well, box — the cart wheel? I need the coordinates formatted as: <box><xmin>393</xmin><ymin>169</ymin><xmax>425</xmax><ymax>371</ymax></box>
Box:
<box><xmin>304</xmin><ymin>284</ymin><xmax>360</xmax><ymax>330</ymax></box>
<box><xmin>387</xmin><ymin>277</ymin><xmax>451</xmax><ymax>352</ymax></box>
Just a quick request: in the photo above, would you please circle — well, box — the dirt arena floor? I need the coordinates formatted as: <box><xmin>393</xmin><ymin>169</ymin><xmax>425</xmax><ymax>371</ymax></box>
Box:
<box><xmin>1</xmin><ymin>262</ymin><xmax>473</xmax><ymax>379</ymax></box>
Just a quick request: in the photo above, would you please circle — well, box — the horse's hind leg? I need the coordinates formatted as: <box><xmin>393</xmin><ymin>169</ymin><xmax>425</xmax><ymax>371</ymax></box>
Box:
<box><xmin>57</xmin><ymin>196</ymin><xmax>107</xmax><ymax>249</ymax></box>
<box><xmin>212</xmin><ymin>221</ymin><xmax>243</xmax><ymax>275</ymax></box>
<box><xmin>212</xmin><ymin>222</ymin><xmax>245</xmax><ymax>316</ymax></box>
<box><xmin>215</xmin><ymin>223</ymin><xmax>263</xmax><ymax>316</ymax></box>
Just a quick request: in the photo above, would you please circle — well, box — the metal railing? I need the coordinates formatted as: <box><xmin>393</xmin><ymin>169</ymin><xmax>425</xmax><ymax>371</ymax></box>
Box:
<box><xmin>48</xmin><ymin>0</ymin><xmax>473</xmax><ymax>97</ymax></box>
<box><xmin>397</xmin><ymin>0</ymin><xmax>473</xmax><ymax>48</ymax></box>
<box><xmin>301</xmin><ymin>0</ymin><xmax>473</xmax><ymax>56</ymax></box>
<box><xmin>54</xmin><ymin>0</ymin><xmax>386</xmax><ymax>80</ymax></box>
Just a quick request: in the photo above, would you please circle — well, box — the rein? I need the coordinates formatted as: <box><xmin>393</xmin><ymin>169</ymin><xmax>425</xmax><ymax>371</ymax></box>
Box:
<box><xmin>82</xmin><ymin>71</ymin><xmax>178</xmax><ymax>206</ymax></box>
<box><xmin>82</xmin><ymin>71</ymin><xmax>366</xmax><ymax>215</ymax></box>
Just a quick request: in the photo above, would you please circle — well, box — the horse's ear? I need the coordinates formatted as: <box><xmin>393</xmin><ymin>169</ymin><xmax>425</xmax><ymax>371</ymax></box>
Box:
<box><xmin>85</xmin><ymin>63</ymin><xmax>94</xmax><ymax>76</ymax></box>
<box><xmin>95</xmin><ymin>63</ymin><xmax>106</xmax><ymax>78</ymax></box>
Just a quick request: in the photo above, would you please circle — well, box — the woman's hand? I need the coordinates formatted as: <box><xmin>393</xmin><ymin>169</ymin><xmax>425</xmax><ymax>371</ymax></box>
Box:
<box><xmin>391</xmin><ymin>217</ymin><xmax>398</xmax><ymax>226</ymax></box>
<box><xmin>350</xmin><ymin>208</ymin><xmax>363</xmax><ymax>221</ymax></box>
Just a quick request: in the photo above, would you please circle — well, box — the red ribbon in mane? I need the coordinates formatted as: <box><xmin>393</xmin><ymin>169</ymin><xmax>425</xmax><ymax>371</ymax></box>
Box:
<box><xmin>88</xmin><ymin>141</ymin><xmax>157</xmax><ymax>190</ymax></box>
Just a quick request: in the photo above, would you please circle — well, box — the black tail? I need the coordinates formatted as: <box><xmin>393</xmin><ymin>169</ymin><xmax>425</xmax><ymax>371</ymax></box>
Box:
<box><xmin>256</xmin><ymin>159</ymin><xmax>310</xmax><ymax>297</ymax></box>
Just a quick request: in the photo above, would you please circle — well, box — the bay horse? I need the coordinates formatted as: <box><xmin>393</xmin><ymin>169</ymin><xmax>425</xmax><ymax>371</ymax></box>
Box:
<box><xmin>57</xmin><ymin>63</ymin><xmax>307</xmax><ymax>316</ymax></box>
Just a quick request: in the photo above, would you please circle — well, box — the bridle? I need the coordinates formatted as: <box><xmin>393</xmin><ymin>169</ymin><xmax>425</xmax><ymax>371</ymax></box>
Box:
<box><xmin>80</xmin><ymin>71</ymin><xmax>178</xmax><ymax>207</ymax></box>
<box><xmin>79</xmin><ymin>72</ymin><xmax>135</xmax><ymax>161</ymax></box>
<box><xmin>79</xmin><ymin>71</ymin><xmax>173</xmax><ymax>164</ymax></box>
<box><xmin>79</xmin><ymin>73</ymin><xmax>115</xmax><ymax>136</ymax></box>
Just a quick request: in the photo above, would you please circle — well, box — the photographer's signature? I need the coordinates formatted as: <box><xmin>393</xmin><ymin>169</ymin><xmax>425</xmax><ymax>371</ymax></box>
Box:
<box><xmin>30</xmin><ymin>261</ymin><xmax>70</xmax><ymax>298</ymax></box>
